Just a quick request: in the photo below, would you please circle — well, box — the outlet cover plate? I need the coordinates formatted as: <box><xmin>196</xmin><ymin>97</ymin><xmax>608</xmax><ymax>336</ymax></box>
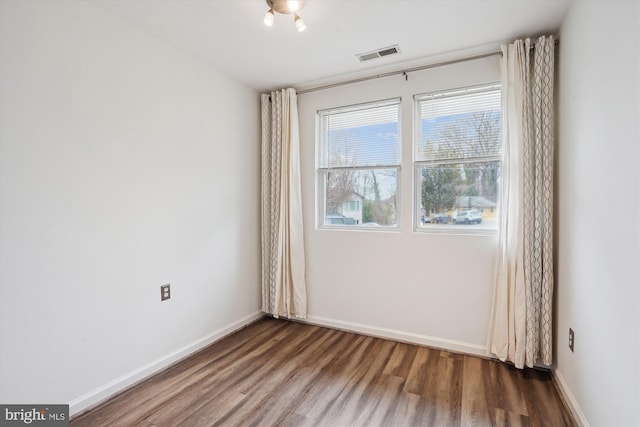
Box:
<box><xmin>161</xmin><ymin>284</ymin><xmax>171</xmax><ymax>301</ymax></box>
<box><xmin>568</xmin><ymin>328</ymin><xmax>574</xmax><ymax>352</ymax></box>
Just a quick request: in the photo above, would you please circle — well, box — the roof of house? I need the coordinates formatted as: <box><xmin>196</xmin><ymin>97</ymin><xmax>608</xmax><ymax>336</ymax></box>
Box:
<box><xmin>455</xmin><ymin>196</ymin><xmax>497</xmax><ymax>208</ymax></box>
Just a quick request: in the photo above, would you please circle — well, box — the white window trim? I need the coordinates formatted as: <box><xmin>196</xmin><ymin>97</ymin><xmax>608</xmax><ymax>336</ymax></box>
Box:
<box><xmin>412</xmin><ymin>83</ymin><xmax>502</xmax><ymax>236</ymax></box>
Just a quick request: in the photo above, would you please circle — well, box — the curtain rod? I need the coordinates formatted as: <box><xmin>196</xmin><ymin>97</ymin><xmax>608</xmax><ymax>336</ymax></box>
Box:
<box><xmin>296</xmin><ymin>39</ymin><xmax>558</xmax><ymax>95</ymax></box>
<box><xmin>296</xmin><ymin>51</ymin><xmax>501</xmax><ymax>95</ymax></box>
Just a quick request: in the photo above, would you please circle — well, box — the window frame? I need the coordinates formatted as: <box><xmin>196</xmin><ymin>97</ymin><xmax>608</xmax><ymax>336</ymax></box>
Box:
<box><xmin>413</xmin><ymin>83</ymin><xmax>502</xmax><ymax>235</ymax></box>
<box><xmin>316</xmin><ymin>98</ymin><xmax>402</xmax><ymax>231</ymax></box>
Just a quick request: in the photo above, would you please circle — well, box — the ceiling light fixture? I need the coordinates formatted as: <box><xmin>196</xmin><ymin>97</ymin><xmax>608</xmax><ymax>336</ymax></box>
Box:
<box><xmin>264</xmin><ymin>0</ymin><xmax>307</xmax><ymax>32</ymax></box>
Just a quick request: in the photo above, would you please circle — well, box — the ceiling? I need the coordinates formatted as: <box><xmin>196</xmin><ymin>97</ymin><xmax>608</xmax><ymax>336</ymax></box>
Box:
<box><xmin>93</xmin><ymin>0</ymin><xmax>571</xmax><ymax>92</ymax></box>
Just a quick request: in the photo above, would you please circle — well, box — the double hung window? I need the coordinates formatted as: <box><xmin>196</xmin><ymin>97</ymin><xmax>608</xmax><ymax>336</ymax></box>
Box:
<box><xmin>315</xmin><ymin>83</ymin><xmax>502</xmax><ymax>233</ymax></box>
<box><xmin>317</xmin><ymin>99</ymin><xmax>401</xmax><ymax>228</ymax></box>
<box><xmin>414</xmin><ymin>84</ymin><xmax>502</xmax><ymax>231</ymax></box>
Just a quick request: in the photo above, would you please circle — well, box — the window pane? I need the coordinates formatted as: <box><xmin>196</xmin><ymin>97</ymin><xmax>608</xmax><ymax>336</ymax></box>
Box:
<box><xmin>415</xmin><ymin>85</ymin><xmax>501</xmax><ymax>162</ymax></box>
<box><xmin>321</xmin><ymin>168</ymin><xmax>398</xmax><ymax>227</ymax></box>
<box><xmin>318</xmin><ymin>100</ymin><xmax>400</xmax><ymax>168</ymax></box>
<box><xmin>317</xmin><ymin>98</ymin><xmax>401</xmax><ymax>230</ymax></box>
<box><xmin>417</xmin><ymin>162</ymin><xmax>500</xmax><ymax>230</ymax></box>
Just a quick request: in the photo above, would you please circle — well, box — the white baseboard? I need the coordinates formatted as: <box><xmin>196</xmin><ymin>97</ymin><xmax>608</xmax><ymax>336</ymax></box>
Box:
<box><xmin>552</xmin><ymin>368</ymin><xmax>590</xmax><ymax>426</ymax></box>
<box><xmin>69</xmin><ymin>310</ymin><xmax>264</xmax><ymax>417</ymax></box>
<box><xmin>302</xmin><ymin>315</ymin><xmax>487</xmax><ymax>357</ymax></box>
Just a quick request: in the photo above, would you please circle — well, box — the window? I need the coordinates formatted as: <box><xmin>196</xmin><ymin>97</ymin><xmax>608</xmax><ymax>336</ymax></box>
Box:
<box><xmin>317</xmin><ymin>98</ymin><xmax>401</xmax><ymax>228</ymax></box>
<box><xmin>414</xmin><ymin>84</ymin><xmax>501</xmax><ymax>232</ymax></box>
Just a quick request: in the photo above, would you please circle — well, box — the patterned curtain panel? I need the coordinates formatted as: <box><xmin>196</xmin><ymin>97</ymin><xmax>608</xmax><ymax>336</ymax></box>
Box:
<box><xmin>261</xmin><ymin>88</ymin><xmax>307</xmax><ymax>319</ymax></box>
<box><xmin>488</xmin><ymin>35</ymin><xmax>555</xmax><ymax>368</ymax></box>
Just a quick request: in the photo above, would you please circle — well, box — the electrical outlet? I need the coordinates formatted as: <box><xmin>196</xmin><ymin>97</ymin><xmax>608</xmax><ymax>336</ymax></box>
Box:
<box><xmin>161</xmin><ymin>284</ymin><xmax>171</xmax><ymax>301</ymax></box>
<box><xmin>568</xmin><ymin>328</ymin><xmax>574</xmax><ymax>352</ymax></box>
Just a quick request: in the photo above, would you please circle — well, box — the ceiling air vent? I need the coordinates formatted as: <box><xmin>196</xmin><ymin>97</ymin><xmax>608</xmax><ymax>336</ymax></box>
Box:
<box><xmin>357</xmin><ymin>45</ymin><xmax>401</xmax><ymax>62</ymax></box>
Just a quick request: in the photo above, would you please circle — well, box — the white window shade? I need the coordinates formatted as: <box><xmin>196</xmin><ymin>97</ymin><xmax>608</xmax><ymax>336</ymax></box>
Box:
<box><xmin>318</xmin><ymin>99</ymin><xmax>401</xmax><ymax>168</ymax></box>
<box><xmin>415</xmin><ymin>85</ymin><xmax>501</xmax><ymax>162</ymax></box>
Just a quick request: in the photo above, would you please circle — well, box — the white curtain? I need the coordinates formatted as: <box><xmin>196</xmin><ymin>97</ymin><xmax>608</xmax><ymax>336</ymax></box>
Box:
<box><xmin>488</xmin><ymin>35</ymin><xmax>555</xmax><ymax>368</ymax></box>
<box><xmin>261</xmin><ymin>88</ymin><xmax>307</xmax><ymax>319</ymax></box>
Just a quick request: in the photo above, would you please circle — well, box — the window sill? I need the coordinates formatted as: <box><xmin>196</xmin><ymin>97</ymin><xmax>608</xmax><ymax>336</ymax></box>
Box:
<box><xmin>414</xmin><ymin>225</ymin><xmax>498</xmax><ymax>237</ymax></box>
<box><xmin>317</xmin><ymin>225</ymin><xmax>401</xmax><ymax>233</ymax></box>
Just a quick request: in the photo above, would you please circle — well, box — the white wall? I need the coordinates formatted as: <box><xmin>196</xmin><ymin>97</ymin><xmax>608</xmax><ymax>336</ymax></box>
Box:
<box><xmin>556</xmin><ymin>1</ymin><xmax>639</xmax><ymax>425</ymax></box>
<box><xmin>298</xmin><ymin>57</ymin><xmax>500</xmax><ymax>353</ymax></box>
<box><xmin>0</xmin><ymin>0</ymin><xmax>261</xmax><ymax>415</ymax></box>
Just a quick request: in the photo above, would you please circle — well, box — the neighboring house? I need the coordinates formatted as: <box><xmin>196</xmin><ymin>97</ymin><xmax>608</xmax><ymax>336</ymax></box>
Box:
<box><xmin>454</xmin><ymin>196</ymin><xmax>498</xmax><ymax>218</ymax></box>
<box><xmin>339</xmin><ymin>192</ymin><xmax>364</xmax><ymax>224</ymax></box>
<box><xmin>422</xmin><ymin>196</ymin><xmax>498</xmax><ymax>222</ymax></box>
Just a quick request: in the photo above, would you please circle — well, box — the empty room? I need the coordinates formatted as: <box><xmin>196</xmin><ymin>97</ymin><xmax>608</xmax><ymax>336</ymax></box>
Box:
<box><xmin>0</xmin><ymin>0</ymin><xmax>638</xmax><ymax>426</ymax></box>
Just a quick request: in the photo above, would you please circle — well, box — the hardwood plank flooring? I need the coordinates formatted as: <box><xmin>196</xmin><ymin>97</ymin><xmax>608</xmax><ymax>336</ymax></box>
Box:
<box><xmin>71</xmin><ymin>318</ymin><xmax>576</xmax><ymax>427</ymax></box>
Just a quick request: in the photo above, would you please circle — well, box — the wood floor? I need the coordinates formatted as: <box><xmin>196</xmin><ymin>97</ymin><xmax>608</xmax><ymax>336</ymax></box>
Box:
<box><xmin>71</xmin><ymin>317</ymin><xmax>576</xmax><ymax>427</ymax></box>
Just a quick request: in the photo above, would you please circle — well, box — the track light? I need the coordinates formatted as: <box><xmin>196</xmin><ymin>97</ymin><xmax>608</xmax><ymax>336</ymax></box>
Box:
<box><xmin>264</xmin><ymin>8</ymin><xmax>274</xmax><ymax>26</ymax></box>
<box><xmin>264</xmin><ymin>0</ymin><xmax>307</xmax><ymax>31</ymax></box>
<box><xmin>294</xmin><ymin>14</ymin><xmax>306</xmax><ymax>32</ymax></box>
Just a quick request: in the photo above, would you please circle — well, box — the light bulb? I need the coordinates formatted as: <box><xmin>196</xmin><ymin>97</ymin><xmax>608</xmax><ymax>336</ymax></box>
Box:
<box><xmin>287</xmin><ymin>0</ymin><xmax>300</xmax><ymax>12</ymax></box>
<box><xmin>295</xmin><ymin>14</ymin><xmax>306</xmax><ymax>32</ymax></box>
<box><xmin>264</xmin><ymin>9</ymin><xmax>274</xmax><ymax>26</ymax></box>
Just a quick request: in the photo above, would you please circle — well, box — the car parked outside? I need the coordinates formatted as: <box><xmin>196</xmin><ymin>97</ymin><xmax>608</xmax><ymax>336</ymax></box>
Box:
<box><xmin>453</xmin><ymin>210</ymin><xmax>483</xmax><ymax>224</ymax></box>
<box><xmin>325</xmin><ymin>214</ymin><xmax>356</xmax><ymax>225</ymax></box>
<box><xmin>431</xmin><ymin>213</ymin><xmax>450</xmax><ymax>224</ymax></box>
